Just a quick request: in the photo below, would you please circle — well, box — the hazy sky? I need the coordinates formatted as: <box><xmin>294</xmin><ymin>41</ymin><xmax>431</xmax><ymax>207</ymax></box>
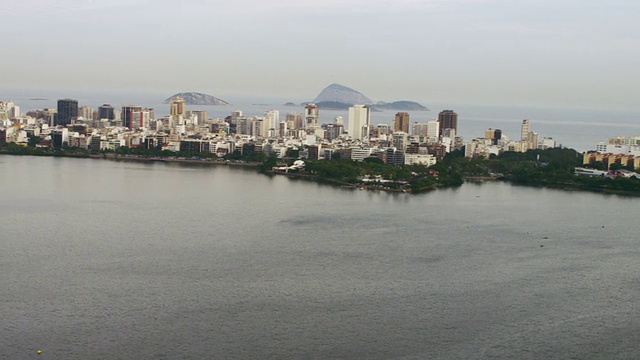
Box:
<box><xmin>3</xmin><ymin>0</ymin><xmax>639</xmax><ymax>109</ymax></box>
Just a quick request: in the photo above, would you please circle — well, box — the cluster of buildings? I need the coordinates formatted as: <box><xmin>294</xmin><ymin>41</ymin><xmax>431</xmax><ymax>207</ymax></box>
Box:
<box><xmin>0</xmin><ymin>97</ymin><xmax>470</xmax><ymax>167</ymax></box>
<box><xmin>1</xmin><ymin>96</ymin><xmax>564</xmax><ymax>167</ymax></box>
<box><xmin>464</xmin><ymin>119</ymin><xmax>557</xmax><ymax>158</ymax></box>
<box><xmin>583</xmin><ymin>136</ymin><xmax>640</xmax><ymax>170</ymax></box>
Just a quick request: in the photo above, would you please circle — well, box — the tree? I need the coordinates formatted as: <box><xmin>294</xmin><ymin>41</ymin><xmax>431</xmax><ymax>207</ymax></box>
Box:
<box><xmin>363</xmin><ymin>157</ymin><xmax>384</xmax><ymax>165</ymax></box>
<box><xmin>28</xmin><ymin>136</ymin><xmax>42</xmax><ymax>148</ymax></box>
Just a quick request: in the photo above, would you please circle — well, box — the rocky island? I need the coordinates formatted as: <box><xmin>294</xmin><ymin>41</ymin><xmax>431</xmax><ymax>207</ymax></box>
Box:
<box><xmin>373</xmin><ymin>101</ymin><xmax>429</xmax><ymax>111</ymax></box>
<box><xmin>164</xmin><ymin>92</ymin><xmax>229</xmax><ymax>106</ymax></box>
<box><xmin>300</xmin><ymin>83</ymin><xmax>429</xmax><ymax>111</ymax></box>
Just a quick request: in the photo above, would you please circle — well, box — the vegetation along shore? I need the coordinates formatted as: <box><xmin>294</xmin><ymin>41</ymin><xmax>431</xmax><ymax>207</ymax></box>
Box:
<box><xmin>2</xmin><ymin>141</ymin><xmax>639</xmax><ymax>196</ymax></box>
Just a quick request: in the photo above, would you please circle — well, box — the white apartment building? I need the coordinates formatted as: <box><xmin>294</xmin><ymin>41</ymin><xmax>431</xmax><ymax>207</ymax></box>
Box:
<box><xmin>348</xmin><ymin>104</ymin><xmax>370</xmax><ymax>140</ymax></box>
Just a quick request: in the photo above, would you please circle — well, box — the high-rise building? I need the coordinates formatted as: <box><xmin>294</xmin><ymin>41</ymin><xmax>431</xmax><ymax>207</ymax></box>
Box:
<box><xmin>236</xmin><ymin>116</ymin><xmax>252</xmax><ymax>135</ymax></box>
<box><xmin>170</xmin><ymin>97</ymin><xmax>186</xmax><ymax>117</ymax></box>
<box><xmin>528</xmin><ymin>131</ymin><xmax>539</xmax><ymax>150</ymax></box>
<box><xmin>485</xmin><ymin>128</ymin><xmax>495</xmax><ymax>140</ymax></box>
<box><xmin>392</xmin><ymin>131</ymin><xmax>408</xmax><ymax>151</ymax></box>
<box><xmin>264</xmin><ymin>110</ymin><xmax>280</xmax><ymax>130</ymax></box>
<box><xmin>304</xmin><ymin>103</ymin><xmax>319</xmax><ymax>128</ymax></box>
<box><xmin>132</xmin><ymin>109</ymin><xmax>153</xmax><ymax>129</ymax></box>
<box><xmin>485</xmin><ymin>128</ymin><xmax>502</xmax><ymax>145</ymax></box>
<box><xmin>438</xmin><ymin>110</ymin><xmax>457</xmax><ymax>137</ymax></box>
<box><xmin>427</xmin><ymin>120</ymin><xmax>439</xmax><ymax>142</ymax></box>
<box><xmin>9</xmin><ymin>105</ymin><xmax>20</xmax><ymax>119</ymax></box>
<box><xmin>56</xmin><ymin>99</ymin><xmax>78</xmax><ymax>126</ymax></box>
<box><xmin>322</xmin><ymin>123</ymin><xmax>344</xmax><ymax>141</ymax></box>
<box><xmin>0</xmin><ymin>101</ymin><xmax>16</xmax><ymax>120</ymax></box>
<box><xmin>413</xmin><ymin>122</ymin><xmax>429</xmax><ymax>137</ymax></box>
<box><xmin>0</xmin><ymin>128</ymin><xmax>7</xmax><ymax>146</ymax></box>
<box><xmin>98</xmin><ymin>104</ymin><xmax>115</xmax><ymax>120</ymax></box>
<box><xmin>377</xmin><ymin>124</ymin><xmax>391</xmax><ymax>136</ymax></box>
<box><xmin>79</xmin><ymin>106</ymin><xmax>94</xmax><ymax>120</ymax></box>
<box><xmin>278</xmin><ymin>121</ymin><xmax>288</xmax><ymax>137</ymax></box>
<box><xmin>51</xmin><ymin>128</ymin><xmax>69</xmax><ymax>149</ymax></box>
<box><xmin>412</xmin><ymin>120</ymin><xmax>439</xmax><ymax>142</ymax></box>
<box><xmin>191</xmin><ymin>110</ymin><xmax>207</xmax><ymax>125</ymax></box>
<box><xmin>521</xmin><ymin>119</ymin><xmax>530</xmax><ymax>141</ymax></box>
<box><xmin>348</xmin><ymin>104</ymin><xmax>370</xmax><ymax>140</ymax></box>
<box><xmin>494</xmin><ymin>129</ymin><xmax>502</xmax><ymax>141</ymax></box>
<box><xmin>286</xmin><ymin>112</ymin><xmax>303</xmax><ymax>129</ymax></box>
<box><xmin>394</xmin><ymin>112</ymin><xmax>410</xmax><ymax>133</ymax></box>
<box><xmin>121</xmin><ymin>105</ymin><xmax>143</xmax><ymax>129</ymax></box>
<box><xmin>230</xmin><ymin>110</ymin><xmax>243</xmax><ymax>124</ymax></box>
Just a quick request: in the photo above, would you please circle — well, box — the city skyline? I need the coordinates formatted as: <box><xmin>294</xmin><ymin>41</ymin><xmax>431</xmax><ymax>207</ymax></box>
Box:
<box><xmin>2</xmin><ymin>0</ymin><xmax>640</xmax><ymax>110</ymax></box>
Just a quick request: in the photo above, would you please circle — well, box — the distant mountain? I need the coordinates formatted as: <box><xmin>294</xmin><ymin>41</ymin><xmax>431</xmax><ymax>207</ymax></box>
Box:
<box><xmin>314</xmin><ymin>101</ymin><xmax>352</xmax><ymax>110</ymax></box>
<box><xmin>373</xmin><ymin>101</ymin><xmax>429</xmax><ymax>111</ymax></box>
<box><xmin>309</xmin><ymin>83</ymin><xmax>428</xmax><ymax>111</ymax></box>
<box><xmin>313</xmin><ymin>83</ymin><xmax>373</xmax><ymax>105</ymax></box>
<box><xmin>313</xmin><ymin>101</ymin><xmax>382</xmax><ymax>112</ymax></box>
<box><xmin>164</xmin><ymin>92</ymin><xmax>229</xmax><ymax>106</ymax></box>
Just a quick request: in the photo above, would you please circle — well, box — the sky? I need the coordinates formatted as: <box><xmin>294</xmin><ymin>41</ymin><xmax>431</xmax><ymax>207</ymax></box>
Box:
<box><xmin>2</xmin><ymin>0</ymin><xmax>640</xmax><ymax>109</ymax></box>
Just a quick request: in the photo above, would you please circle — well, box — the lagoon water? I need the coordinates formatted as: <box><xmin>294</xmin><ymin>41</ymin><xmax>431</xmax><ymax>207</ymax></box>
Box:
<box><xmin>2</xmin><ymin>155</ymin><xmax>640</xmax><ymax>359</ymax></box>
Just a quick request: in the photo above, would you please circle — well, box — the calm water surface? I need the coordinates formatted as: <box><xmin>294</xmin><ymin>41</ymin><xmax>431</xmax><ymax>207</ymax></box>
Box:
<box><xmin>1</xmin><ymin>155</ymin><xmax>640</xmax><ymax>359</ymax></box>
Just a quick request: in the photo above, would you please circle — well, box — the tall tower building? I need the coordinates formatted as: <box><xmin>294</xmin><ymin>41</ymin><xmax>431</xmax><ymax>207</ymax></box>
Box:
<box><xmin>486</xmin><ymin>128</ymin><xmax>502</xmax><ymax>145</ymax></box>
<box><xmin>528</xmin><ymin>131</ymin><xmax>539</xmax><ymax>150</ymax></box>
<box><xmin>426</xmin><ymin>120</ymin><xmax>439</xmax><ymax>142</ymax></box>
<box><xmin>278</xmin><ymin>121</ymin><xmax>288</xmax><ymax>137</ymax></box>
<box><xmin>485</xmin><ymin>128</ymin><xmax>496</xmax><ymax>140</ymax></box>
<box><xmin>521</xmin><ymin>119</ymin><xmax>530</xmax><ymax>141</ymax></box>
<box><xmin>251</xmin><ymin>118</ymin><xmax>269</xmax><ymax>137</ymax></box>
<box><xmin>98</xmin><ymin>104</ymin><xmax>115</xmax><ymax>120</ymax></box>
<box><xmin>1</xmin><ymin>101</ymin><xmax>16</xmax><ymax>120</ymax></box>
<box><xmin>394</xmin><ymin>112</ymin><xmax>410</xmax><ymax>133</ymax></box>
<box><xmin>237</xmin><ymin>116</ymin><xmax>252</xmax><ymax>135</ymax></box>
<box><xmin>79</xmin><ymin>106</ymin><xmax>94</xmax><ymax>120</ymax></box>
<box><xmin>437</xmin><ymin>110</ymin><xmax>457</xmax><ymax>138</ymax></box>
<box><xmin>170</xmin><ymin>97</ymin><xmax>187</xmax><ymax>117</ymax></box>
<box><xmin>304</xmin><ymin>103</ymin><xmax>319</xmax><ymax>128</ymax></box>
<box><xmin>348</xmin><ymin>104</ymin><xmax>371</xmax><ymax>140</ymax></box>
<box><xmin>56</xmin><ymin>99</ymin><xmax>78</xmax><ymax>126</ymax></box>
<box><xmin>264</xmin><ymin>110</ymin><xmax>280</xmax><ymax>130</ymax></box>
<box><xmin>10</xmin><ymin>105</ymin><xmax>20</xmax><ymax>119</ymax></box>
<box><xmin>121</xmin><ymin>105</ymin><xmax>143</xmax><ymax>129</ymax></box>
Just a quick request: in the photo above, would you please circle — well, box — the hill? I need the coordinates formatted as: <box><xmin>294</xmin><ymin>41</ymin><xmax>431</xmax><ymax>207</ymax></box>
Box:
<box><xmin>308</xmin><ymin>83</ymin><xmax>428</xmax><ymax>111</ymax></box>
<box><xmin>314</xmin><ymin>101</ymin><xmax>352</xmax><ymax>110</ymax></box>
<box><xmin>312</xmin><ymin>83</ymin><xmax>373</xmax><ymax>105</ymax></box>
<box><xmin>164</xmin><ymin>92</ymin><xmax>229</xmax><ymax>106</ymax></box>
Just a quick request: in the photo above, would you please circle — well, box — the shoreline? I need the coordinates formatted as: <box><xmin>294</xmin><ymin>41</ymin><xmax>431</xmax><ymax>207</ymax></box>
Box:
<box><xmin>2</xmin><ymin>151</ymin><xmax>640</xmax><ymax>197</ymax></box>
<box><xmin>0</xmin><ymin>151</ymin><xmax>260</xmax><ymax>167</ymax></box>
<box><xmin>87</xmin><ymin>153</ymin><xmax>261</xmax><ymax>167</ymax></box>
<box><xmin>266</xmin><ymin>170</ymin><xmax>411</xmax><ymax>193</ymax></box>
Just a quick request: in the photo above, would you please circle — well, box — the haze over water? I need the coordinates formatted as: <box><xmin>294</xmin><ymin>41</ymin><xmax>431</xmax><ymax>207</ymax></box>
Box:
<box><xmin>2</xmin><ymin>155</ymin><xmax>640</xmax><ymax>359</ymax></box>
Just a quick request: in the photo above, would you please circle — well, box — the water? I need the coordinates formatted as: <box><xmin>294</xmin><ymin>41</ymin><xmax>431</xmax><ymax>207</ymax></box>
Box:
<box><xmin>1</xmin><ymin>155</ymin><xmax>640</xmax><ymax>359</ymax></box>
<box><xmin>2</xmin><ymin>88</ymin><xmax>640</xmax><ymax>151</ymax></box>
